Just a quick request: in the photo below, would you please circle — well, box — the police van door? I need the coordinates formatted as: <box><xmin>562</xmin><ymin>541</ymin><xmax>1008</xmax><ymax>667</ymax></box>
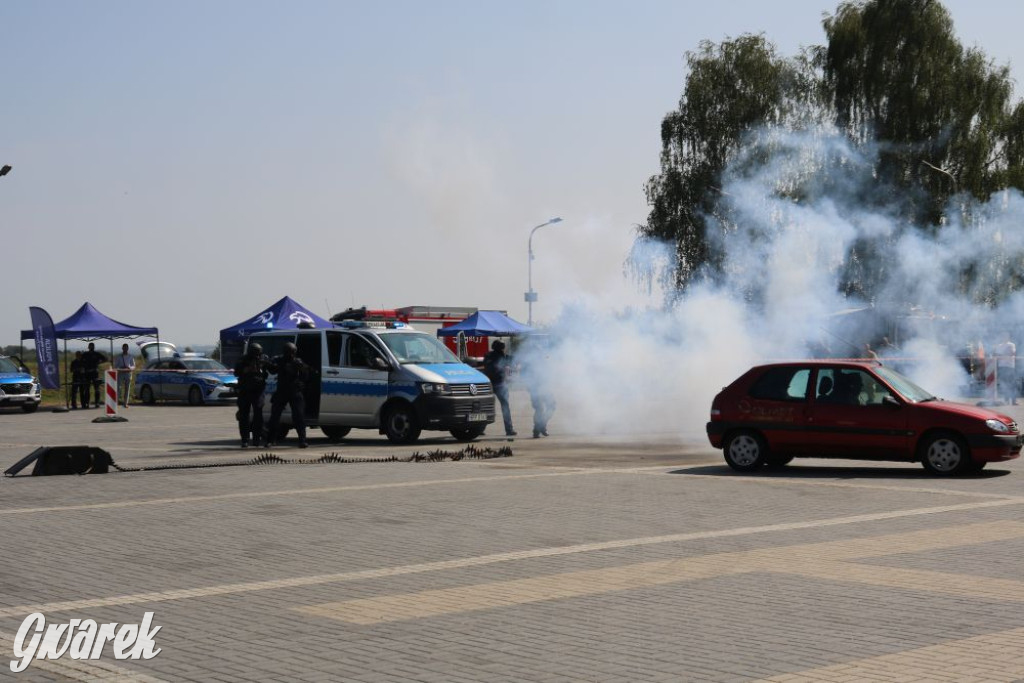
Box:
<box><xmin>295</xmin><ymin>332</ymin><xmax>322</xmax><ymax>421</ymax></box>
<box><xmin>321</xmin><ymin>331</ymin><xmax>387</xmax><ymax>426</ymax></box>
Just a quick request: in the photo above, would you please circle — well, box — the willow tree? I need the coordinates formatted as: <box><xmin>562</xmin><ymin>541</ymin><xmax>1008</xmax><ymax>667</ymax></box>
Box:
<box><xmin>642</xmin><ymin>0</ymin><xmax>1024</xmax><ymax>297</ymax></box>
<box><xmin>641</xmin><ymin>35</ymin><xmax>812</xmax><ymax>290</ymax></box>
<box><xmin>821</xmin><ymin>0</ymin><xmax>1016</xmax><ymax>223</ymax></box>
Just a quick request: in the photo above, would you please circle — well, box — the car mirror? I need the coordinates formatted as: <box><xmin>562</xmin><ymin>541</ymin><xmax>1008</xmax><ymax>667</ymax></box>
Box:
<box><xmin>372</xmin><ymin>357</ymin><xmax>390</xmax><ymax>371</ymax></box>
<box><xmin>882</xmin><ymin>394</ymin><xmax>901</xmax><ymax>408</ymax></box>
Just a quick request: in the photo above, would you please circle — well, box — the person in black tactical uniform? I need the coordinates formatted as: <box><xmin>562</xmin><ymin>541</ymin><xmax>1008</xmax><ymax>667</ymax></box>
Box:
<box><xmin>266</xmin><ymin>341</ymin><xmax>310</xmax><ymax>448</ymax></box>
<box><xmin>69</xmin><ymin>351</ymin><xmax>89</xmax><ymax>410</ymax></box>
<box><xmin>234</xmin><ymin>342</ymin><xmax>268</xmax><ymax>448</ymax></box>
<box><xmin>483</xmin><ymin>339</ymin><xmax>515</xmax><ymax>436</ymax></box>
<box><xmin>81</xmin><ymin>342</ymin><xmax>106</xmax><ymax>408</ymax></box>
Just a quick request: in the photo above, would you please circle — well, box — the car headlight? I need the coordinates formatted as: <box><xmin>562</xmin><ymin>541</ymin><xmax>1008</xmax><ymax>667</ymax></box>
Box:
<box><xmin>420</xmin><ymin>383</ymin><xmax>452</xmax><ymax>395</ymax></box>
<box><xmin>202</xmin><ymin>377</ymin><xmax>223</xmax><ymax>387</ymax></box>
<box><xmin>985</xmin><ymin>419</ymin><xmax>1010</xmax><ymax>433</ymax></box>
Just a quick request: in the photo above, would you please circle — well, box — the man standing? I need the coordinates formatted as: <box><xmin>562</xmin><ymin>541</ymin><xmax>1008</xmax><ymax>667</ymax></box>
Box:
<box><xmin>81</xmin><ymin>342</ymin><xmax>106</xmax><ymax>408</ymax></box>
<box><xmin>995</xmin><ymin>332</ymin><xmax>1018</xmax><ymax>405</ymax></box>
<box><xmin>113</xmin><ymin>343</ymin><xmax>135</xmax><ymax>406</ymax></box>
<box><xmin>69</xmin><ymin>351</ymin><xmax>88</xmax><ymax>409</ymax></box>
<box><xmin>266</xmin><ymin>342</ymin><xmax>309</xmax><ymax>448</ymax></box>
<box><xmin>234</xmin><ymin>342</ymin><xmax>268</xmax><ymax>448</ymax></box>
<box><xmin>526</xmin><ymin>357</ymin><xmax>556</xmax><ymax>439</ymax></box>
<box><xmin>484</xmin><ymin>339</ymin><xmax>515</xmax><ymax>436</ymax></box>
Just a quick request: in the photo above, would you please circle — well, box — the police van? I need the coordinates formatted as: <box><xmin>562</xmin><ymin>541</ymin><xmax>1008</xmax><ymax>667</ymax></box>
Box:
<box><xmin>247</xmin><ymin>323</ymin><xmax>495</xmax><ymax>444</ymax></box>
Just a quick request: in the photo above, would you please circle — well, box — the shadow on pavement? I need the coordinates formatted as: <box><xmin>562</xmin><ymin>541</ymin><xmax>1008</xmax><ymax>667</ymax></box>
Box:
<box><xmin>669</xmin><ymin>464</ymin><xmax>1012</xmax><ymax>479</ymax></box>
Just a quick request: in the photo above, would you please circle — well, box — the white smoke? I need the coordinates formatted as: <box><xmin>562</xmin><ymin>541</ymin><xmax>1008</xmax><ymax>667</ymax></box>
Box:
<box><xmin>518</xmin><ymin>124</ymin><xmax>1024</xmax><ymax>441</ymax></box>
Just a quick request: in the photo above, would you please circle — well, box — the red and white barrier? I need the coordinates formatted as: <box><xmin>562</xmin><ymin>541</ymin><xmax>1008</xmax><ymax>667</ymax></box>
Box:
<box><xmin>105</xmin><ymin>369</ymin><xmax>118</xmax><ymax>417</ymax></box>
<box><xmin>985</xmin><ymin>357</ymin><xmax>999</xmax><ymax>403</ymax></box>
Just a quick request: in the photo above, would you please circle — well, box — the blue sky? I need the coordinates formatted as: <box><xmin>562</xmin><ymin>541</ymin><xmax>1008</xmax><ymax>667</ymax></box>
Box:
<box><xmin>2</xmin><ymin>1</ymin><xmax>1019</xmax><ymax>346</ymax></box>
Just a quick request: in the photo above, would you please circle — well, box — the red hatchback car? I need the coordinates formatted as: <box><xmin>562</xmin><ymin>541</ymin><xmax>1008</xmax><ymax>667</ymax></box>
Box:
<box><xmin>707</xmin><ymin>361</ymin><xmax>1022</xmax><ymax>475</ymax></box>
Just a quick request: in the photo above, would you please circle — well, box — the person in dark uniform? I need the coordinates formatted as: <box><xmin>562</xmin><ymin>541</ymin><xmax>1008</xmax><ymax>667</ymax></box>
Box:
<box><xmin>266</xmin><ymin>341</ymin><xmax>310</xmax><ymax>448</ymax></box>
<box><xmin>234</xmin><ymin>342</ymin><xmax>268</xmax><ymax>448</ymax></box>
<box><xmin>81</xmin><ymin>342</ymin><xmax>106</xmax><ymax>408</ymax></box>
<box><xmin>483</xmin><ymin>339</ymin><xmax>515</xmax><ymax>436</ymax></box>
<box><xmin>526</xmin><ymin>359</ymin><xmax>556</xmax><ymax>439</ymax></box>
<box><xmin>69</xmin><ymin>351</ymin><xmax>89</xmax><ymax>409</ymax></box>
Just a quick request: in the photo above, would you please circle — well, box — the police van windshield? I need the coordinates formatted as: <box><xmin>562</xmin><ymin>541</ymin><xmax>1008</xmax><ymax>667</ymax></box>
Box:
<box><xmin>377</xmin><ymin>332</ymin><xmax>460</xmax><ymax>364</ymax></box>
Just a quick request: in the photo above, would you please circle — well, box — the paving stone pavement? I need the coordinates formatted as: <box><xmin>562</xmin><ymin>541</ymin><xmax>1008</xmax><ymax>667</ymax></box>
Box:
<box><xmin>1</xmin><ymin>397</ymin><xmax>1023</xmax><ymax>681</ymax></box>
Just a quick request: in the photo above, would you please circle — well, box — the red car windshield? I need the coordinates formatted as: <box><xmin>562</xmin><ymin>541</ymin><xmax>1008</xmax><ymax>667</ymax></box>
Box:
<box><xmin>874</xmin><ymin>366</ymin><xmax>936</xmax><ymax>403</ymax></box>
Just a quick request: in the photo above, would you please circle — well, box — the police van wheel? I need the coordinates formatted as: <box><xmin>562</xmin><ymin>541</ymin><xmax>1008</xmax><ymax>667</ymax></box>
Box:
<box><xmin>321</xmin><ymin>426</ymin><xmax>351</xmax><ymax>442</ymax></box>
<box><xmin>21</xmin><ymin>403</ymin><xmax>39</xmax><ymax>414</ymax></box>
<box><xmin>450</xmin><ymin>425</ymin><xmax>486</xmax><ymax>442</ymax></box>
<box><xmin>384</xmin><ymin>405</ymin><xmax>421</xmax><ymax>444</ymax></box>
<box><xmin>140</xmin><ymin>385</ymin><xmax>155</xmax><ymax>405</ymax></box>
<box><xmin>187</xmin><ymin>385</ymin><xmax>204</xmax><ymax>406</ymax></box>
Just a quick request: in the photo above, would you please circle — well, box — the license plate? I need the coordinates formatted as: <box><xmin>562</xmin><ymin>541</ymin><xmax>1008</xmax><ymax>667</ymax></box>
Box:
<box><xmin>468</xmin><ymin>413</ymin><xmax>488</xmax><ymax>422</ymax></box>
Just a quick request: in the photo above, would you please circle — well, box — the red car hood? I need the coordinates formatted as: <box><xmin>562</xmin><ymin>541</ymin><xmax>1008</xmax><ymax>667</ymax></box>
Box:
<box><xmin>917</xmin><ymin>399</ymin><xmax>1014</xmax><ymax>424</ymax></box>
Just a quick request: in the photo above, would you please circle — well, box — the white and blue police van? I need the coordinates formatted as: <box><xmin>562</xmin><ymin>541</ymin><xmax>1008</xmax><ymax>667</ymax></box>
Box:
<box><xmin>247</xmin><ymin>322</ymin><xmax>495</xmax><ymax>444</ymax></box>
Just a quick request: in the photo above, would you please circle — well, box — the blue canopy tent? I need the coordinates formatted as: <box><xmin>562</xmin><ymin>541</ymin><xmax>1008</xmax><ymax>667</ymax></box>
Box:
<box><xmin>435</xmin><ymin>310</ymin><xmax>533</xmax><ymax>337</ymax></box>
<box><xmin>21</xmin><ymin>302</ymin><xmax>158</xmax><ymax>342</ymax></box>
<box><xmin>20</xmin><ymin>302</ymin><xmax>159</xmax><ymax>407</ymax></box>
<box><xmin>219</xmin><ymin>296</ymin><xmax>332</xmax><ymax>368</ymax></box>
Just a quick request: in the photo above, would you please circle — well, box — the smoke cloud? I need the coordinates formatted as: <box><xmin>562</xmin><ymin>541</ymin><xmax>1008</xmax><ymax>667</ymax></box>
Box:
<box><xmin>519</xmin><ymin>124</ymin><xmax>1024</xmax><ymax>442</ymax></box>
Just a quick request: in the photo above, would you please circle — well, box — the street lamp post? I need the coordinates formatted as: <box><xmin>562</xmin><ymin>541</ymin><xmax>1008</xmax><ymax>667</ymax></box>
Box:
<box><xmin>525</xmin><ymin>217</ymin><xmax>563</xmax><ymax>326</ymax></box>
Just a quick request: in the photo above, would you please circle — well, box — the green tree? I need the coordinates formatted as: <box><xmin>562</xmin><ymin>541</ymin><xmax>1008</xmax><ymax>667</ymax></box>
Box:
<box><xmin>820</xmin><ymin>0</ymin><xmax>1015</xmax><ymax>221</ymax></box>
<box><xmin>641</xmin><ymin>35</ymin><xmax>814</xmax><ymax>290</ymax></box>
<box><xmin>641</xmin><ymin>0</ymin><xmax>1024</xmax><ymax>300</ymax></box>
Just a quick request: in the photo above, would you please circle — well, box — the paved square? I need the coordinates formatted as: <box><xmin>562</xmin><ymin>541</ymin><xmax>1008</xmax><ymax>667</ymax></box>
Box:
<box><xmin>1</xmin><ymin>397</ymin><xmax>1023</xmax><ymax>681</ymax></box>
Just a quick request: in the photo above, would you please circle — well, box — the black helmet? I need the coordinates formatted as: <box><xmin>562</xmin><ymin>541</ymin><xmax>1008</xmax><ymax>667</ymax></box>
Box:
<box><xmin>246</xmin><ymin>343</ymin><xmax>263</xmax><ymax>357</ymax></box>
<box><xmin>492</xmin><ymin>339</ymin><xmax>506</xmax><ymax>351</ymax></box>
<box><xmin>283</xmin><ymin>341</ymin><xmax>297</xmax><ymax>356</ymax></box>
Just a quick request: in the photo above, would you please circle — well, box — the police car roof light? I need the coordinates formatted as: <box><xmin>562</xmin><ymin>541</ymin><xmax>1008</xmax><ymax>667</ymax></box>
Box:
<box><xmin>335</xmin><ymin>320</ymin><xmax>368</xmax><ymax>329</ymax></box>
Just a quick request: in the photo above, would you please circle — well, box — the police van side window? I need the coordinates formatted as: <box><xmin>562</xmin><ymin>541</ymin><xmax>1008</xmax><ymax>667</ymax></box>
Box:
<box><xmin>347</xmin><ymin>335</ymin><xmax>377</xmax><ymax>368</ymax></box>
<box><xmin>749</xmin><ymin>367</ymin><xmax>809</xmax><ymax>401</ymax></box>
<box><xmin>252</xmin><ymin>335</ymin><xmax>291</xmax><ymax>362</ymax></box>
<box><xmin>326</xmin><ymin>331</ymin><xmax>344</xmax><ymax>367</ymax></box>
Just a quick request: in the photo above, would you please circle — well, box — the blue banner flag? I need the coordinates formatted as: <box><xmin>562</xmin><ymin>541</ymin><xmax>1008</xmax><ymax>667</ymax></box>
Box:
<box><xmin>29</xmin><ymin>306</ymin><xmax>60</xmax><ymax>390</ymax></box>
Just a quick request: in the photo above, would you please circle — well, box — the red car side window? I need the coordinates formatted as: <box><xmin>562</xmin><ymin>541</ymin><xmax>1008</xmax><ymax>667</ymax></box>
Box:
<box><xmin>749</xmin><ymin>367</ymin><xmax>810</xmax><ymax>401</ymax></box>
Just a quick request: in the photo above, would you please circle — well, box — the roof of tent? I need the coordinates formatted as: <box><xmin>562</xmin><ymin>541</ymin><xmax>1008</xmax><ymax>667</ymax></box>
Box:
<box><xmin>436</xmin><ymin>310</ymin><xmax>533</xmax><ymax>337</ymax></box>
<box><xmin>20</xmin><ymin>302</ymin><xmax>158</xmax><ymax>341</ymax></box>
<box><xmin>219</xmin><ymin>296</ymin><xmax>332</xmax><ymax>340</ymax></box>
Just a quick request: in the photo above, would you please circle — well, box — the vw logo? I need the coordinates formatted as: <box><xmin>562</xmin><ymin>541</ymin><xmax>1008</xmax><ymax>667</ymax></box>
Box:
<box><xmin>469</xmin><ymin>384</ymin><xmax>478</xmax><ymax>395</ymax></box>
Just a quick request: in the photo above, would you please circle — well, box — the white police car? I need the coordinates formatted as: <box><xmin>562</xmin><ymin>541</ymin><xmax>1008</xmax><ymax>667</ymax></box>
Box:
<box><xmin>135</xmin><ymin>353</ymin><xmax>238</xmax><ymax>406</ymax></box>
<box><xmin>0</xmin><ymin>355</ymin><xmax>42</xmax><ymax>413</ymax></box>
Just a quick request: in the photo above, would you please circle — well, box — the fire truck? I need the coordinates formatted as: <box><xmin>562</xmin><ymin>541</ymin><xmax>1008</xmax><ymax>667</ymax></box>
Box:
<box><xmin>330</xmin><ymin>306</ymin><xmax>500</xmax><ymax>360</ymax></box>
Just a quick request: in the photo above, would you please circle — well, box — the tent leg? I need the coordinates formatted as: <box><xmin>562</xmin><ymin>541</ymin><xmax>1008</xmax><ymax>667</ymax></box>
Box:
<box><xmin>50</xmin><ymin>338</ymin><xmax>70</xmax><ymax>413</ymax></box>
<box><xmin>64</xmin><ymin>338</ymin><xmax>69</xmax><ymax>409</ymax></box>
